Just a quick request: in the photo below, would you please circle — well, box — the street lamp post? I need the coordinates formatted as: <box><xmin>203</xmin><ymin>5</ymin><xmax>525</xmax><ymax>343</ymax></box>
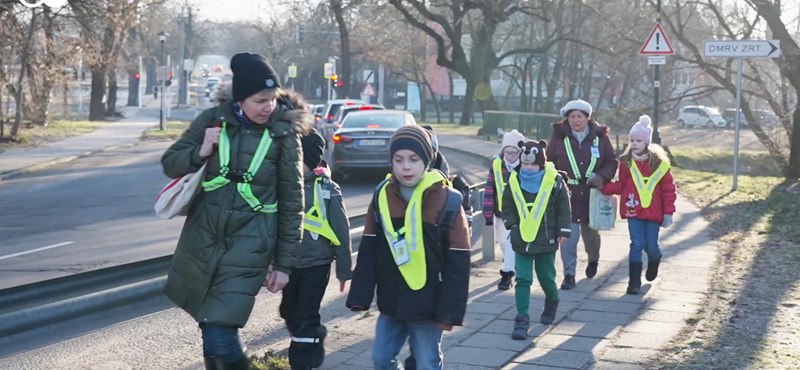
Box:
<box><xmin>158</xmin><ymin>31</ymin><xmax>169</xmax><ymax>131</ymax></box>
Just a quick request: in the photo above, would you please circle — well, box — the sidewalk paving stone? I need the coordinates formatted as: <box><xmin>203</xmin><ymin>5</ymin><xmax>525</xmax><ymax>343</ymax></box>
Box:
<box><xmin>614</xmin><ymin>332</ymin><xmax>675</xmax><ymax>349</ymax></box>
<box><xmin>548</xmin><ymin>320</ymin><xmax>622</xmax><ymax>339</ymax></box>
<box><xmin>534</xmin><ymin>333</ymin><xmax>609</xmax><ymax>354</ymax></box>
<box><xmin>445</xmin><ymin>346</ymin><xmax>518</xmax><ymax>368</ymax></box>
<box><xmin>569</xmin><ymin>310</ymin><xmax>635</xmax><ymax>325</ymax></box>
<box><xmin>513</xmin><ymin>347</ymin><xmax>594</xmax><ymax>368</ymax></box>
<box><xmin>597</xmin><ymin>347</ymin><xmax>660</xmax><ymax>364</ymax></box>
<box><xmin>461</xmin><ymin>332</ymin><xmax>533</xmax><ymax>351</ymax></box>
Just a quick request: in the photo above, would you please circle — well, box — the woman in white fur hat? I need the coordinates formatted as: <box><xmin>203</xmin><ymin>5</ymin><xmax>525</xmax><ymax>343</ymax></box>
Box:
<box><xmin>482</xmin><ymin>129</ymin><xmax>525</xmax><ymax>290</ymax></box>
<box><xmin>600</xmin><ymin>115</ymin><xmax>676</xmax><ymax>294</ymax></box>
<box><xmin>547</xmin><ymin>99</ymin><xmax>618</xmax><ymax>290</ymax></box>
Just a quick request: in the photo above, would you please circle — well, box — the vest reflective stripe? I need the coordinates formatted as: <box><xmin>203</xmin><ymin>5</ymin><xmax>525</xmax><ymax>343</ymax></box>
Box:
<box><xmin>630</xmin><ymin>160</ymin><xmax>670</xmax><ymax>209</ymax></box>
<box><xmin>563</xmin><ymin>136</ymin><xmax>599</xmax><ymax>186</ymax></box>
<box><xmin>508</xmin><ymin>163</ymin><xmax>558</xmax><ymax>242</ymax></box>
<box><xmin>492</xmin><ymin>157</ymin><xmax>506</xmax><ymax>210</ymax></box>
<box><xmin>202</xmin><ymin>120</ymin><xmax>278</xmax><ymax>213</ymax></box>
<box><xmin>303</xmin><ymin>177</ymin><xmax>341</xmax><ymax>246</ymax></box>
<box><xmin>377</xmin><ymin>171</ymin><xmax>447</xmax><ymax>290</ymax></box>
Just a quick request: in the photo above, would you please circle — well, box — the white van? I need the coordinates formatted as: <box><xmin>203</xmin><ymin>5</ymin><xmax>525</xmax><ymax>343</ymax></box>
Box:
<box><xmin>676</xmin><ymin>105</ymin><xmax>727</xmax><ymax>128</ymax></box>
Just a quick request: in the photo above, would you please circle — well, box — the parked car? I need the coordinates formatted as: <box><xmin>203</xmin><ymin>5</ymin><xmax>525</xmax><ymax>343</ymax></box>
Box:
<box><xmin>321</xmin><ymin>99</ymin><xmax>367</xmax><ymax>143</ymax></box>
<box><xmin>676</xmin><ymin>105</ymin><xmax>727</xmax><ymax>128</ymax></box>
<box><xmin>722</xmin><ymin>109</ymin><xmax>778</xmax><ymax>129</ymax></box>
<box><xmin>722</xmin><ymin>109</ymin><xmax>748</xmax><ymax>128</ymax></box>
<box><xmin>330</xmin><ymin>104</ymin><xmax>385</xmax><ymax>131</ymax></box>
<box><xmin>329</xmin><ymin>110</ymin><xmax>416</xmax><ymax>182</ymax></box>
<box><xmin>205</xmin><ymin>77</ymin><xmax>220</xmax><ymax>97</ymax></box>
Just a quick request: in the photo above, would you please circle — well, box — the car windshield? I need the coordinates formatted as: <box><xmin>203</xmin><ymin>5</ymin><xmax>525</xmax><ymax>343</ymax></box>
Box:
<box><xmin>707</xmin><ymin>108</ymin><xmax>721</xmax><ymax>116</ymax></box>
<box><xmin>343</xmin><ymin>114</ymin><xmax>405</xmax><ymax>129</ymax></box>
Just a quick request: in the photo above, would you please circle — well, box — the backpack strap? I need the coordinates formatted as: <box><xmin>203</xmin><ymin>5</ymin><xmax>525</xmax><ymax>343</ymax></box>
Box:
<box><xmin>437</xmin><ymin>187</ymin><xmax>464</xmax><ymax>250</ymax></box>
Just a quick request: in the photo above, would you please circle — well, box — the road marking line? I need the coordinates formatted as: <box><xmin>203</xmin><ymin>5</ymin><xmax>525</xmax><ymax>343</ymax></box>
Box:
<box><xmin>0</xmin><ymin>241</ymin><xmax>75</xmax><ymax>261</ymax></box>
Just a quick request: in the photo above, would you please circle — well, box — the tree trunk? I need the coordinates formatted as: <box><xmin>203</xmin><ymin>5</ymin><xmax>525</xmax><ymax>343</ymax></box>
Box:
<box><xmin>89</xmin><ymin>65</ymin><xmax>107</xmax><ymax>121</ymax></box>
<box><xmin>127</xmin><ymin>70</ymin><xmax>139</xmax><ymax>106</ymax></box>
<box><xmin>786</xmin><ymin>107</ymin><xmax>800</xmax><ymax>179</ymax></box>
<box><xmin>11</xmin><ymin>10</ymin><xmax>37</xmax><ymax>138</ymax></box>
<box><xmin>106</xmin><ymin>70</ymin><xmax>118</xmax><ymax>117</ymax></box>
<box><xmin>460</xmin><ymin>78</ymin><xmax>476</xmax><ymax>126</ymax></box>
<box><xmin>330</xmin><ymin>0</ymin><xmax>352</xmax><ymax>98</ymax></box>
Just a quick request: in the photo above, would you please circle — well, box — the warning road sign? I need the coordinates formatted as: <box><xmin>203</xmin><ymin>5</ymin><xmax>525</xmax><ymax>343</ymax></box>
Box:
<box><xmin>640</xmin><ymin>23</ymin><xmax>674</xmax><ymax>55</ymax></box>
<box><xmin>361</xmin><ymin>83</ymin><xmax>376</xmax><ymax>96</ymax></box>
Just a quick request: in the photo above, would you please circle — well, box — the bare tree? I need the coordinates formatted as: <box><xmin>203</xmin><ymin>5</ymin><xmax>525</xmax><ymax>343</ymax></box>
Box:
<box><xmin>658</xmin><ymin>0</ymin><xmax>797</xmax><ymax>177</ymax></box>
<box><xmin>387</xmin><ymin>0</ymin><xmax>561</xmax><ymax>124</ymax></box>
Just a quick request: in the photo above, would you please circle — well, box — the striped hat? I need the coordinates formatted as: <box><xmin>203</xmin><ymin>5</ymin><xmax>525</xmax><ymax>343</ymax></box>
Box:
<box><xmin>389</xmin><ymin>125</ymin><xmax>434</xmax><ymax>166</ymax></box>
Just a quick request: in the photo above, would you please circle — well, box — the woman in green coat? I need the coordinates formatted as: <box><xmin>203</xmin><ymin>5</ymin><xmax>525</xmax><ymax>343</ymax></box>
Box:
<box><xmin>161</xmin><ymin>52</ymin><xmax>310</xmax><ymax>370</ymax></box>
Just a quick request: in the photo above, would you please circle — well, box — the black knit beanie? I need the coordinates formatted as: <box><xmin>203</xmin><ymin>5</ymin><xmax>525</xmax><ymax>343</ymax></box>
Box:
<box><xmin>301</xmin><ymin>129</ymin><xmax>326</xmax><ymax>170</ymax></box>
<box><xmin>230</xmin><ymin>52</ymin><xmax>281</xmax><ymax>102</ymax></box>
<box><xmin>389</xmin><ymin>125</ymin><xmax>434</xmax><ymax>166</ymax></box>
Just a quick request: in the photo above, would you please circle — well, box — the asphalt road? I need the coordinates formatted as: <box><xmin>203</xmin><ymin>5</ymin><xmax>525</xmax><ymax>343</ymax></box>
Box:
<box><xmin>0</xmin><ymin>138</ymin><xmax>485</xmax><ymax>290</ymax></box>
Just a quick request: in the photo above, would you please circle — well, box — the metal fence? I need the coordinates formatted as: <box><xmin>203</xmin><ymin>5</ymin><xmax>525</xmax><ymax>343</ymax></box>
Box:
<box><xmin>483</xmin><ymin>110</ymin><xmax>561</xmax><ymax>140</ymax></box>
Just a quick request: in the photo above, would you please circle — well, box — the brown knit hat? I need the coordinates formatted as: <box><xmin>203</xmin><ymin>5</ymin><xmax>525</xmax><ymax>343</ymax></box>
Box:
<box><xmin>389</xmin><ymin>125</ymin><xmax>434</xmax><ymax>166</ymax></box>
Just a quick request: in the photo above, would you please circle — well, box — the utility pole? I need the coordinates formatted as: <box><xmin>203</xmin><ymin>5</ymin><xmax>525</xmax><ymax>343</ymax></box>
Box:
<box><xmin>653</xmin><ymin>0</ymin><xmax>662</xmax><ymax>145</ymax></box>
<box><xmin>178</xmin><ymin>9</ymin><xmax>187</xmax><ymax>106</ymax></box>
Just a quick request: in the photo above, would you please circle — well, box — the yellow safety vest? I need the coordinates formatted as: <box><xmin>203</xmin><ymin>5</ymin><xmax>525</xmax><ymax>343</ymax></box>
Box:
<box><xmin>508</xmin><ymin>163</ymin><xmax>558</xmax><ymax>242</ymax></box>
<box><xmin>377</xmin><ymin>170</ymin><xmax>447</xmax><ymax>290</ymax></box>
<box><xmin>630</xmin><ymin>160</ymin><xmax>670</xmax><ymax>209</ymax></box>
<box><xmin>492</xmin><ymin>157</ymin><xmax>506</xmax><ymax>210</ymax></box>
<box><xmin>303</xmin><ymin>177</ymin><xmax>341</xmax><ymax>246</ymax></box>
<box><xmin>563</xmin><ymin>136</ymin><xmax>599</xmax><ymax>186</ymax></box>
<box><xmin>202</xmin><ymin>120</ymin><xmax>278</xmax><ymax>213</ymax></box>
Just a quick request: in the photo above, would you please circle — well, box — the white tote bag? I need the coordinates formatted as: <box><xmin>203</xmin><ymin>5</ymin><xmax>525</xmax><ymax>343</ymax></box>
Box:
<box><xmin>588</xmin><ymin>188</ymin><xmax>617</xmax><ymax>231</ymax></box>
<box><xmin>154</xmin><ymin>162</ymin><xmax>208</xmax><ymax>219</ymax></box>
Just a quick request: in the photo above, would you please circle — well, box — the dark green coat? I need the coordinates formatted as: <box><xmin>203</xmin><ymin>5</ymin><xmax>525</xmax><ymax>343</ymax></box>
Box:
<box><xmin>161</xmin><ymin>98</ymin><xmax>309</xmax><ymax>328</ymax></box>
<box><xmin>501</xmin><ymin>173</ymin><xmax>572</xmax><ymax>256</ymax></box>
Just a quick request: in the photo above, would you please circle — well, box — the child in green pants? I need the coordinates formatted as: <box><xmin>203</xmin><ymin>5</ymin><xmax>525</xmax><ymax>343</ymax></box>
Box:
<box><xmin>501</xmin><ymin>139</ymin><xmax>572</xmax><ymax>340</ymax></box>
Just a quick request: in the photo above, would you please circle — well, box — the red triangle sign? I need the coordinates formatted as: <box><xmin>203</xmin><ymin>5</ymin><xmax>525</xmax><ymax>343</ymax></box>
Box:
<box><xmin>640</xmin><ymin>23</ymin><xmax>674</xmax><ymax>55</ymax></box>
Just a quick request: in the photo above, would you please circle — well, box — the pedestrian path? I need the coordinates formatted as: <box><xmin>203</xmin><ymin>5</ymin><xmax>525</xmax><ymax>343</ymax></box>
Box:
<box><xmin>0</xmin><ymin>117</ymin><xmax>718</xmax><ymax>369</ymax></box>
<box><xmin>0</xmin><ymin>118</ymin><xmax>157</xmax><ymax>180</ymax></box>
<box><xmin>246</xmin><ymin>134</ymin><xmax>717</xmax><ymax>369</ymax></box>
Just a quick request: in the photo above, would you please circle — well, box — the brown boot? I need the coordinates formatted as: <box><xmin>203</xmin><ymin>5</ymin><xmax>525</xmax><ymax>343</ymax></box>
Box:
<box><xmin>540</xmin><ymin>299</ymin><xmax>559</xmax><ymax>325</ymax></box>
<box><xmin>498</xmin><ymin>270</ymin><xmax>514</xmax><ymax>290</ymax></box>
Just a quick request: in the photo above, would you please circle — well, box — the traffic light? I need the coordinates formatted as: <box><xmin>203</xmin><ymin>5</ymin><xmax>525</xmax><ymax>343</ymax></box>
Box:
<box><xmin>337</xmin><ymin>81</ymin><xmax>343</xmax><ymax>87</ymax></box>
<box><xmin>134</xmin><ymin>72</ymin><xmax>140</xmax><ymax>80</ymax></box>
<box><xmin>296</xmin><ymin>25</ymin><xmax>306</xmax><ymax>43</ymax></box>
<box><xmin>166</xmin><ymin>71</ymin><xmax>173</xmax><ymax>87</ymax></box>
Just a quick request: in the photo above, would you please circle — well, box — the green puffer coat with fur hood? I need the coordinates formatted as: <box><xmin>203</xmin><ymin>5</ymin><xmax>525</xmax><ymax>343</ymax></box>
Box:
<box><xmin>161</xmin><ymin>91</ymin><xmax>311</xmax><ymax>328</ymax></box>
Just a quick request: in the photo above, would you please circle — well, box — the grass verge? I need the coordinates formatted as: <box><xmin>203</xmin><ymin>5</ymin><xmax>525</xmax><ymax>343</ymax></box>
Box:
<box><xmin>650</xmin><ymin>166</ymin><xmax>800</xmax><ymax>369</ymax></box>
<box><xmin>420</xmin><ymin>121</ymin><xmax>481</xmax><ymax>136</ymax></box>
<box><xmin>249</xmin><ymin>351</ymin><xmax>290</xmax><ymax>370</ymax></box>
<box><xmin>141</xmin><ymin>121</ymin><xmax>189</xmax><ymax>141</ymax></box>
<box><xmin>669</xmin><ymin>147</ymin><xmax>782</xmax><ymax>177</ymax></box>
<box><xmin>0</xmin><ymin>120</ymin><xmax>104</xmax><ymax>154</ymax></box>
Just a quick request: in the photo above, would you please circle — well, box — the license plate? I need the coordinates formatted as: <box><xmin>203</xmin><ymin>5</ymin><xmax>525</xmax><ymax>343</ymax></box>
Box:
<box><xmin>359</xmin><ymin>139</ymin><xmax>385</xmax><ymax>146</ymax></box>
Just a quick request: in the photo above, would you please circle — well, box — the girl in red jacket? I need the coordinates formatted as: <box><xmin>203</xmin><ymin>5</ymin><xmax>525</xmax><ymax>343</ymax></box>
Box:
<box><xmin>601</xmin><ymin>115</ymin><xmax>676</xmax><ymax>294</ymax></box>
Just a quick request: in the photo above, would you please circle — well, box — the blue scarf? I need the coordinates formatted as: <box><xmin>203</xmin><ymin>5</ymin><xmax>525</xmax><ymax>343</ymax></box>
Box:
<box><xmin>231</xmin><ymin>102</ymin><xmax>257</xmax><ymax>126</ymax></box>
<box><xmin>519</xmin><ymin>168</ymin><xmax>545</xmax><ymax>194</ymax></box>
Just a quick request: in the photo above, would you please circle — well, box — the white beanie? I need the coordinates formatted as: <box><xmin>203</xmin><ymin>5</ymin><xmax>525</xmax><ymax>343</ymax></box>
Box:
<box><xmin>629</xmin><ymin>115</ymin><xmax>653</xmax><ymax>144</ymax></box>
<box><xmin>560</xmin><ymin>99</ymin><xmax>593</xmax><ymax>117</ymax></box>
<box><xmin>501</xmin><ymin>129</ymin><xmax>525</xmax><ymax>152</ymax></box>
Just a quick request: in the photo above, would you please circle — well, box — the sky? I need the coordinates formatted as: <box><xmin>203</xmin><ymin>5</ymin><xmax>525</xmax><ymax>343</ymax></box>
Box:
<box><xmin>194</xmin><ymin>0</ymin><xmax>291</xmax><ymax>22</ymax></box>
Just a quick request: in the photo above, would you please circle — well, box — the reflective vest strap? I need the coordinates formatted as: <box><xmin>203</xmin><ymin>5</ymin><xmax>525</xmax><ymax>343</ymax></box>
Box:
<box><xmin>492</xmin><ymin>157</ymin><xmax>505</xmax><ymax>210</ymax></box>
<box><xmin>200</xmin><ymin>121</ymin><xmax>277</xmax><ymax>213</ymax></box>
<box><xmin>508</xmin><ymin>163</ymin><xmax>558</xmax><ymax>242</ymax></box>
<box><xmin>630</xmin><ymin>160</ymin><xmax>670</xmax><ymax>209</ymax></box>
<box><xmin>563</xmin><ymin>136</ymin><xmax>599</xmax><ymax>184</ymax></box>
<box><xmin>303</xmin><ymin>178</ymin><xmax>341</xmax><ymax>246</ymax></box>
<box><xmin>377</xmin><ymin>171</ymin><xmax>446</xmax><ymax>291</ymax></box>
<box><xmin>203</xmin><ymin>121</ymin><xmax>231</xmax><ymax>191</ymax></box>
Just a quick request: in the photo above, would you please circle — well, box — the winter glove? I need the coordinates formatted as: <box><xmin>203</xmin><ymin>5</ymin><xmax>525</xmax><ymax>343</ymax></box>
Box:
<box><xmin>587</xmin><ymin>173</ymin><xmax>604</xmax><ymax>188</ymax></box>
<box><xmin>662</xmin><ymin>214</ymin><xmax>673</xmax><ymax>228</ymax></box>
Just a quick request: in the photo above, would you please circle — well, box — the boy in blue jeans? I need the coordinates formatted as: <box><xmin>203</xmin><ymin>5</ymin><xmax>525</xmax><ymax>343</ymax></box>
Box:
<box><xmin>346</xmin><ymin>126</ymin><xmax>471</xmax><ymax>369</ymax></box>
